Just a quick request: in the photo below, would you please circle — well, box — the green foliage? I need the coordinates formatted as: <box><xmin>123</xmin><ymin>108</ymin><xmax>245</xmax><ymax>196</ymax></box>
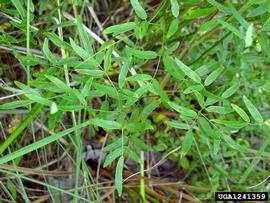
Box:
<box><xmin>0</xmin><ymin>0</ymin><xmax>269</xmax><ymax>201</ymax></box>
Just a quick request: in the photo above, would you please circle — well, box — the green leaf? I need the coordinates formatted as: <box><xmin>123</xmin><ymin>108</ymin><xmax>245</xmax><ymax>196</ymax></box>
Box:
<box><xmin>151</xmin><ymin>79</ymin><xmax>169</xmax><ymax>107</ymax></box>
<box><xmin>165</xmin><ymin>43</ymin><xmax>180</xmax><ymax>56</ymax></box>
<box><xmin>50</xmin><ymin>102</ymin><xmax>58</xmax><ymax>114</ymax></box>
<box><xmin>69</xmin><ymin>38</ymin><xmax>90</xmax><ymax>60</ymax></box>
<box><xmin>0</xmin><ymin>100</ymin><xmax>33</xmax><ymax>110</ymax></box>
<box><xmin>217</xmin><ymin>20</ymin><xmax>245</xmax><ymax>39</ymax></box>
<box><xmin>135</xmin><ymin>20</ymin><xmax>149</xmax><ymax>39</ymax></box>
<box><xmin>76</xmin><ymin>17</ymin><xmax>93</xmax><ymax>54</ymax></box>
<box><xmin>7</xmin><ymin>180</ymin><xmax>17</xmax><ymax>199</ymax></box>
<box><xmin>126</xmin><ymin>47</ymin><xmax>158</xmax><ymax>59</ymax></box>
<box><xmin>75</xmin><ymin>69</ymin><xmax>104</xmax><ymax>77</ymax></box>
<box><xmin>168</xmin><ymin>101</ymin><xmax>197</xmax><ymax>119</ymax></box>
<box><xmin>103</xmin><ymin>136</ymin><xmax>129</xmax><ymax>152</ymax></box>
<box><xmin>248</xmin><ymin>3</ymin><xmax>268</xmax><ymax>17</ymax></box>
<box><xmin>243</xmin><ymin>96</ymin><xmax>263</xmax><ymax>123</ymax></box>
<box><xmin>90</xmin><ymin>118</ymin><xmax>122</xmax><ymax>129</ymax></box>
<box><xmin>76</xmin><ymin>57</ymin><xmax>100</xmax><ymax>69</ymax></box>
<box><xmin>206</xmin><ymin>105</ymin><xmax>229</xmax><ymax>114</ymax></box>
<box><xmin>115</xmin><ymin>156</ymin><xmax>124</xmax><ymax>196</ymax></box>
<box><xmin>181</xmin><ymin>130</ymin><xmax>193</xmax><ymax>156</ymax></box>
<box><xmin>42</xmin><ymin>38</ymin><xmax>57</xmax><ymax>64</ymax></box>
<box><xmin>126</xmin><ymin>121</ymin><xmax>153</xmax><ymax>133</ymax></box>
<box><xmin>183</xmin><ymin>85</ymin><xmax>203</xmax><ymax>94</ymax></box>
<box><xmin>231</xmin><ymin>103</ymin><xmax>250</xmax><ymax>123</ymax></box>
<box><xmin>123</xmin><ymin>146</ymin><xmax>141</xmax><ymax>164</ymax></box>
<box><xmin>45</xmin><ymin>32</ymin><xmax>72</xmax><ymax>51</ymax></box>
<box><xmin>175</xmin><ymin>58</ymin><xmax>201</xmax><ymax>83</ymax></box>
<box><xmin>103</xmin><ymin>148</ymin><xmax>122</xmax><ymax>167</ymax></box>
<box><xmin>11</xmin><ymin>0</ymin><xmax>26</xmax><ymax>18</ymax></box>
<box><xmin>45</xmin><ymin>75</ymin><xmax>70</xmax><ymax>92</ymax></box>
<box><xmin>223</xmin><ymin>134</ymin><xmax>248</xmax><ymax>153</ymax></box>
<box><xmin>227</xmin><ymin>1</ymin><xmax>249</xmax><ymax>28</ymax></box>
<box><xmin>203</xmin><ymin>89</ymin><xmax>224</xmax><ymax>104</ymax></box>
<box><xmin>58</xmin><ymin>105</ymin><xmax>83</xmax><ymax>112</ymax></box>
<box><xmin>29</xmin><ymin>0</ymin><xmax>34</xmax><ymax>12</ymax></box>
<box><xmin>166</xmin><ymin>120</ymin><xmax>190</xmax><ymax>130</ymax></box>
<box><xmin>15</xmin><ymin>81</ymin><xmax>51</xmax><ymax>106</ymax></box>
<box><xmin>130</xmin><ymin>0</ymin><xmax>147</xmax><ymax>20</ymax></box>
<box><xmin>170</xmin><ymin>0</ymin><xmax>179</xmax><ymax>17</ymax></box>
<box><xmin>204</xmin><ymin>66</ymin><xmax>224</xmax><ymax>86</ymax></box>
<box><xmin>207</xmin><ymin>0</ymin><xmax>231</xmax><ymax>15</ymax></box>
<box><xmin>221</xmin><ymin>82</ymin><xmax>240</xmax><ymax>99</ymax></box>
<box><xmin>104</xmin><ymin>22</ymin><xmax>136</xmax><ymax>35</ymax></box>
<box><xmin>71</xmin><ymin>88</ymin><xmax>87</xmax><ymax>106</ymax></box>
<box><xmin>163</xmin><ymin>55</ymin><xmax>184</xmax><ymax>81</ymax></box>
<box><xmin>48</xmin><ymin>111</ymin><xmax>62</xmax><ymax>131</ymax></box>
<box><xmin>0</xmin><ymin>121</ymin><xmax>91</xmax><ymax>164</ymax></box>
<box><xmin>92</xmin><ymin>83</ymin><xmax>118</xmax><ymax>99</ymax></box>
<box><xmin>124</xmin><ymin>85</ymin><xmax>149</xmax><ymax>107</ymax></box>
<box><xmin>119</xmin><ymin>59</ymin><xmax>131</xmax><ymax>88</ymax></box>
<box><xmin>195</xmin><ymin>61</ymin><xmax>218</xmax><ymax>77</ymax></box>
<box><xmin>141</xmin><ymin>99</ymin><xmax>161</xmax><ymax>120</ymax></box>
<box><xmin>213</xmin><ymin>138</ymin><xmax>221</xmax><ymax>155</ymax></box>
<box><xmin>81</xmin><ymin>78</ymin><xmax>93</xmax><ymax>98</ymax></box>
<box><xmin>262</xmin><ymin>18</ymin><xmax>270</xmax><ymax>32</ymax></box>
<box><xmin>245</xmin><ymin>23</ymin><xmax>254</xmax><ymax>47</ymax></box>
<box><xmin>184</xmin><ymin>7</ymin><xmax>216</xmax><ymax>20</ymax></box>
<box><xmin>194</xmin><ymin>91</ymin><xmax>205</xmax><ymax>109</ymax></box>
<box><xmin>104</xmin><ymin>45</ymin><xmax>114</xmax><ymax>72</ymax></box>
<box><xmin>129</xmin><ymin>136</ymin><xmax>152</xmax><ymax>151</ymax></box>
<box><xmin>127</xmin><ymin>74</ymin><xmax>152</xmax><ymax>82</ymax></box>
<box><xmin>166</xmin><ymin>19</ymin><xmax>179</xmax><ymax>39</ymax></box>
<box><xmin>14</xmin><ymin>82</ymin><xmax>38</xmax><ymax>95</ymax></box>
<box><xmin>198</xmin><ymin>117</ymin><xmax>217</xmax><ymax>139</ymax></box>
<box><xmin>211</xmin><ymin>119</ymin><xmax>248</xmax><ymax>129</ymax></box>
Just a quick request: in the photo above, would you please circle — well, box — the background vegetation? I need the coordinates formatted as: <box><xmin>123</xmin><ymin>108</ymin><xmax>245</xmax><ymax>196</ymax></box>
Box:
<box><xmin>0</xmin><ymin>0</ymin><xmax>270</xmax><ymax>202</ymax></box>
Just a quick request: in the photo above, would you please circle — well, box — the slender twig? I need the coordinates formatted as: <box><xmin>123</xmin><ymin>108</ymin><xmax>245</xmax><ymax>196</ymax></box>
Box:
<box><xmin>88</xmin><ymin>6</ymin><xmax>109</xmax><ymax>40</ymax></box>
<box><xmin>123</xmin><ymin>146</ymin><xmax>181</xmax><ymax>183</ymax></box>
<box><xmin>0</xmin><ymin>93</ymin><xmax>25</xmax><ymax>101</ymax></box>
<box><xmin>0</xmin><ymin>11</ymin><xmax>38</xmax><ymax>31</ymax></box>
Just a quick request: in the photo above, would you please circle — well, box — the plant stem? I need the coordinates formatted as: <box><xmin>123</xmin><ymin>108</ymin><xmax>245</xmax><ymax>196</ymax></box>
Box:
<box><xmin>140</xmin><ymin>151</ymin><xmax>145</xmax><ymax>202</ymax></box>
<box><xmin>26</xmin><ymin>0</ymin><xmax>30</xmax><ymax>85</ymax></box>
<box><xmin>56</xmin><ymin>1</ymin><xmax>80</xmax><ymax>202</ymax></box>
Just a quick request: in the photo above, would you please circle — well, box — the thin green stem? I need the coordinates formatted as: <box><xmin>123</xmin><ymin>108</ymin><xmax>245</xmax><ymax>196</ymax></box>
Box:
<box><xmin>26</xmin><ymin>0</ymin><xmax>30</xmax><ymax>85</ymax></box>
<box><xmin>56</xmin><ymin>1</ymin><xmax>80</xmax><ymax>202</ymax></box>
<box><xmin>140</xmin><ymin>151</ymin><xmax>145</xmax><ymax>203</ymax></box>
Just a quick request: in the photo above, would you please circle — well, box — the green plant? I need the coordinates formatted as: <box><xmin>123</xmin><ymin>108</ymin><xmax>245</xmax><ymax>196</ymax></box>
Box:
<box><xmin>0</xmin><ymin>0</ymin><xmax>269</xmax><ymax>202</ymax></box>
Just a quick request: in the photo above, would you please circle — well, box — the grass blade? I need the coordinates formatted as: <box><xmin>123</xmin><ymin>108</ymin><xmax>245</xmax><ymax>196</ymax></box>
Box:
<box><xmin>218</xmin><ymin>20</ymin><xmax>245</xmax><ymax>39</ymax></box>
<box><xmin>0</xmin><ymin>120</ymin><xmax>90</xmax><ymax>164</ymax></box>
<box><xmin>0</xmin><ymin>103</ymin><xmax>42</xmax><ymax>154</ymax></box>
